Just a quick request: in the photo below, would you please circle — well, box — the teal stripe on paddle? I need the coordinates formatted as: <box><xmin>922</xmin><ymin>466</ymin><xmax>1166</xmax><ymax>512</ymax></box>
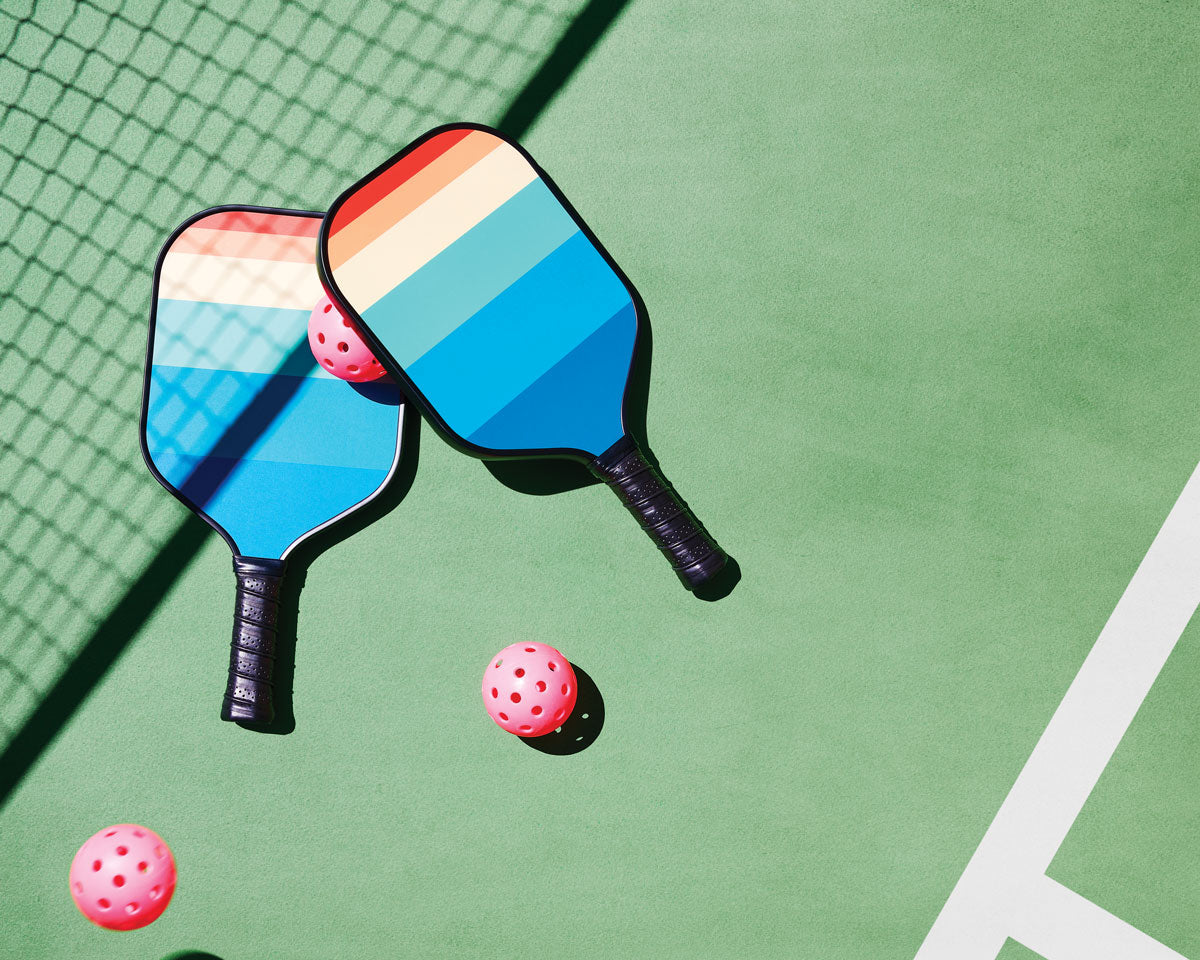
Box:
<box><xmin>153</xmin><ymin>300</ymin><xmax>331</xmax><ymax>378</ymax></box>
<box><xmin>359</xmin><ymin>179</ymin><xmax>579</xmax><ymax>367</ymax></box>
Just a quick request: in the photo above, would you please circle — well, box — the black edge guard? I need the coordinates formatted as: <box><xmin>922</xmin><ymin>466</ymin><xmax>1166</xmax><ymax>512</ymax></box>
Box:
<box><xmin>221</xmin><ymin>556</ymin><xmax>285</xmax><ymax>724</ymax></box>
<box><xmin>590</xmin><ymin>436</ymin><xmax>727</xmax><ymax>590</ymax></box>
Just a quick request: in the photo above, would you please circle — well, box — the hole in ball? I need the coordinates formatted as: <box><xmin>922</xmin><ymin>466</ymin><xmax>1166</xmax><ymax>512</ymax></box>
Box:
<box><xmin>113</xmin><ymin>875</ymin><xmax>125</xmax><ymax>887</ymax></box>
<box><xmin>514</xmin><ymin>668</ymin><xmax>524</xmax><ymax>678</ymax></box>
<box><xmin>548</xmin><ymin>662</ymin><xmax>557</xmax><ymax>671</ymax></box>
<box><xmin>132</xmin><ymin>830</ymin><xmax>144</xmax><ymax>838</ymax></box>
<box><xmin>490</xmin><ymin>688</ymin><xmax>498</xmax><ymax>699</ymax></box>
<box><xmin>323</xmin><ymin>303</ymin><xmax>332</xmax><ymax>313</ymax></box>
<box><xmin>105</xmin><ymin>831</ymin><xmax>117</xmax><ymax>837</ymax></box>
<box><xmin>524</xmin><ymin>646</ymin><xmax>536</xmax><ymax>652</ymax></box>
<box><xmin>92</xmin><ymin>860</ymin><xmax>101</xmax><ymax>871</ymax></box>
<box><xmin>154</xmin><ymin>846</ymin><xmax>165</xmax><ymax>859</ymax></box>
<box><xmin>73</xmin><ymin>882</ymin><xmax>82</xmax><ymax>894</ymax></box>
<box><xmin>494</xmin><ymin>659</ymin><xmax>503</xmax><ymax>668</ymax></box>
<box><xmin>531</xmin><ymin>706</ymin><xmax>542</xmax><ymax>716</ymax></box>
<box><xmin>150</xmin><ymin>886</ymin><xmax>161</xmax><ymax>900</ymax></box>
<box><xmin>116</xmin><ymin>846</ymin><xmax>128</xmax><ymax>856</ymax></box>
<box><xmin>317</xmin><ymin>332</ymin><xmax>325</xmax><ymax>343</ymax></box>
<box><xmin>347</xmin><ymin>364</ymin><xmax>358</xmax><ymax>373</ymax></box>
<box><xmin>519</xmin><ymin>725</ymin><xmax>533</xmax><ymax>732</ymax></box>
<box><xmin>125</xmin><ymin>902</ymin><xmax>139</xmax><ymax>914</ymax></box>
<box><xmin>510</xmin><ymin>692</ymin><xmax>521</xmax><ymax>703</ymax></box>
<box><xmin>536</xmin><ymin>681</ymin><xmax>546</xmax><ymax>692</ymax></box>
<box><xmin>323</xmin><ymin>358</ymin><xmax>334</xmax><ymax>368</ymax></box>
<box><xmin>97</xmin><ymin>898</ymin><xmax>110</xmax><ymax>910</ymax></box>
<box><xmin>137</xmin><ymin>861</ymin><xmax>148</xmax><ymax>873</ymax></box>
<box><xmin>337</xmin><ymin>341</ymin><xmax>349</xmax><ymax>352</ymax></box>
<box><xmin>562</xmin><ymin>684</ymin><xmax>569</xmax><ymax>695</ymax></box>
<box><xmin>498</xmin><ymin>712</ymin><xmax>508</xmax><ymax>721</ymax></box>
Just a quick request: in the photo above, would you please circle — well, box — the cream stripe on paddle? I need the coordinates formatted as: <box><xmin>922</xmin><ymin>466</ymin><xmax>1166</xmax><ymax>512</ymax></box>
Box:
<box><xmin>159</xmin><ymin>252</ymin><xmax>323</xmax><ymax>310</ymax></box>
<box><xmin>331</xmin><ymin>142</ymin><xmax>536</xmax><ymax>312</ymax></box>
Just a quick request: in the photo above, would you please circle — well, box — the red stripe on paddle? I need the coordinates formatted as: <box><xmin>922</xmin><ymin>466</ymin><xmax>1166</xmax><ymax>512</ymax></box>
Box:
<box><xmin>329</xmin><ymin>128</ymin><xmax>473</xmax><ymax>236</ymax></box>
<box><xmin>198</xmin><ymin>211</ymin><xmax>321</xmax><ymax>237</ymax></box>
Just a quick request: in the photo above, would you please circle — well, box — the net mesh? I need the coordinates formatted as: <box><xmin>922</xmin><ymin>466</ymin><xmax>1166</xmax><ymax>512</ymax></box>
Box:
<box><xmin>0</xmin><ymin>0</ymin><xmax>587</xmax><ymax>743</ymax></box>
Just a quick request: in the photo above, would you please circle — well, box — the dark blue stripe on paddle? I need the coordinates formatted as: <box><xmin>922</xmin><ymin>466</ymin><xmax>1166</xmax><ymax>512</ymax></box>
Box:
<box><xmin>467</xmin><ymin>302</ymin><xmax>636</xmax><ymax>455</ymax></box>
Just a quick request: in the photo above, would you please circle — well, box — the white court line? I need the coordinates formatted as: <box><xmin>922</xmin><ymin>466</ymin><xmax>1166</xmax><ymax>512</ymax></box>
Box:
<box><xmin>915</xmin><ymin>460</ymin><xmax>1200</xmax><ymax>960</ymax></box>
<box><xmin>1008</xmin><ymin>876</ymin><xmax>1186</xmax><ymax>960</ymax></box>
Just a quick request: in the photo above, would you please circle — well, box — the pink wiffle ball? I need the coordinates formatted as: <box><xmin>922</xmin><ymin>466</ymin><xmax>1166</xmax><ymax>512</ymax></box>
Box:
<box><xmin>308</xmin><ymin>293</ymin><xmax>386</xmax><ymax>383</ymax></box>
<box><xmin>69</xmin><ymin>824</ymin><xmax>176</xmax><ymax>930</ymax></box>
<box><xmin>483</xmin><ymin>642</ymin><xmax>578</xmax><ymax>737</ymax></box>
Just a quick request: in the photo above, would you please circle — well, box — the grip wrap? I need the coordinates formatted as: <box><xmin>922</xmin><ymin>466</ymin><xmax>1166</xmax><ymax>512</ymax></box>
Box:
<box><xmin>221</xmin><ymin>556</ymin><xmax>285</xmax><ymax>723</ymax></box>
<box><xmin>591</xmin><ymin>436</ymin><xmax>727</xmax><ymax>590</ymax></box>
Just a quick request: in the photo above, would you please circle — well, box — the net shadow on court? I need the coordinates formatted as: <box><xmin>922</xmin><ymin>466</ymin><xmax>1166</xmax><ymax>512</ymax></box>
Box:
<box><xmin>0</xmin><ymin>0</ymin><xmax>631</xmax><ymax>808</ymax></box>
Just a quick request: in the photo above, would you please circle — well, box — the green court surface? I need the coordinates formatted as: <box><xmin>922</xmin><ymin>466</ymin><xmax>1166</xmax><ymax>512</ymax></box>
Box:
<box><xmin>997</xmin><ymin>941</ymin><xmax>1045</xmax><ymax>960</ymax></box>
<box><xmin>2</xmin><ymin>2</ymin><xmax>1199</xmax><ymax>958</ymax></box>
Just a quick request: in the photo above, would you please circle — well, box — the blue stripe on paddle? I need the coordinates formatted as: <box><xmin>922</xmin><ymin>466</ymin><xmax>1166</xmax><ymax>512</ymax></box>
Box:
<box><xmin>406</xmin><ymin>231</ymin><xmax>633</xmax><ymax>441</ymax></box>
<box><xmin>151</xmin><ymin>452</ymin><xmax>390</xmax><ymax>557</ymax></box>
<box><xmin>146</xmin><ymin>366</ymin><xmax>399</xmax><ymax>470</ymax></box>
<box><xmin>467</xmin><ymin>302</ymin><xmax>635</xmax><ymax>455</ymax></box>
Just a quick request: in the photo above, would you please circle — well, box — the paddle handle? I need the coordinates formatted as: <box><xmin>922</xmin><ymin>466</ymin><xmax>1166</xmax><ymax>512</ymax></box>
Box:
<box><xmin>221</xmin><ymin>557</ymin><xmax>285</xmax><ymax>724</ymax></box>
<box><xmin>591</xmin><ymin>436</ymin><xmax>727</xmax><ymax>590</ymax></box>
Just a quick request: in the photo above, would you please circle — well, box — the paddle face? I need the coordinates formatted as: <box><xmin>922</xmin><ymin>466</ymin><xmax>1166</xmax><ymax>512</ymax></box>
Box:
<box><xmin>141</xmin><ymin>206</ymin><xmax>405</xmax><ymax>560</ymax></box>
<box><xmin>319</xmin><ymin>124</ymin><xmax>639</xmax><ymax>461</ymax></box>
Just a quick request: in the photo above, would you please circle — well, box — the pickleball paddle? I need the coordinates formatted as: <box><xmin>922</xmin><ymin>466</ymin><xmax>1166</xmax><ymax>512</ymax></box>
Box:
<box><xmin>140</xmin><ymin>206</ymin><xmax>406</xmax><ymax>723</ymax></box>
<box><xmin>318</xmin><ymin>124</ymin><xmax>726</xmax><ymax>589</ymax></box>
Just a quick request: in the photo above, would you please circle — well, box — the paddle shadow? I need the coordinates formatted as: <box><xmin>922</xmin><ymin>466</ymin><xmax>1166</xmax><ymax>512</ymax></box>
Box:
<box><xmin>237</xmin><ymin>395</ymin><xmax>420</xmax><ymax>735</ymax></box>
<box><xmin>520</xmin><ymin>663</ymin><xmax>604</xmax><ymax>755</ymax></box>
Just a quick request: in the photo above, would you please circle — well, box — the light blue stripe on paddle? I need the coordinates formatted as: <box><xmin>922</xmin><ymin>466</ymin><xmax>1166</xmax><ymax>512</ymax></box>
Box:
<box><xmin>360</xmin><ymin>179</ymin><xmax>579</xmax><ymax>366</ymax></box>
<box><xmin>146</xmin><ymin>366</ymin><xmax>400</xmax><ymax>470</ymax></box>
<box><xmin>467</xmin><ymin>302</ymin><xmax>635</xmax><ymax>455</ymax></box>
<box><xmin>153</xmin><ymin>299</ymin><xmax>333</xmax><ymax>378</ymax></box>
<box><xmin>150</xmin><ymin>452</ymin><xmax>390</xmax><ymax>557</ymax></box>
<box><xmin>406</xmin><ymin>231</ymin><xmax>633</xmax><ymax>441</ymax></box>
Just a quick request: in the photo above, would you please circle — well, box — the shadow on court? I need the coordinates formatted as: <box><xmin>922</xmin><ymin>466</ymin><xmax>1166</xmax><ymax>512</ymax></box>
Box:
<box><xmin>521</xmin><ymin>663</ymin><xmax>605</xmax><ymax>755</ymax></box>
<box><xmin>162</xmin><ymin>952</ymin><xmax>226</xmax><ymax>960</ymax></box>
<box><xmin>0</xmin><ymin>0</ymin><xmax>635</xmax><ymax>811</ymax></box>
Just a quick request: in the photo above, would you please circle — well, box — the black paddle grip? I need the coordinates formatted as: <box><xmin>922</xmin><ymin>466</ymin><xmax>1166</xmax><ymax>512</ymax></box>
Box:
<box><xmin>591</xmin><ymin>436</ymin><xmax>727</xmax><ymax>590</ymax></box>
<box><xmin>221</xmin><ymin>557</ymin><xmax>285</xmax><ymax>724</ymax></box>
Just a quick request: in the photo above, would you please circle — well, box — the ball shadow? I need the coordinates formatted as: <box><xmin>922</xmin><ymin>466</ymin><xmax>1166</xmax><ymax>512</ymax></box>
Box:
<box><xmin>161</xmin><ymin>953</ymin><xmax>226</xmax><ymax>960</ymax></box>
<box><xmin>520</xmin><ymin>663</ymin><xmax>604</xmax><ymax>755</ymax></box>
